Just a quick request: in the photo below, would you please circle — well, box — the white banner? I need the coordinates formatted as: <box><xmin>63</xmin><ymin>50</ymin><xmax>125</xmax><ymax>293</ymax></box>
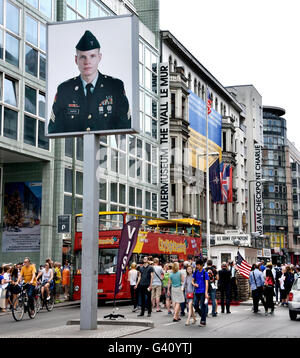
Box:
<box><xmin>254</xmin><ymin>145</ymin><xmax>263</xmax><ymax>235</ymax></box>
<box><xmin>159</xmin><ymin>63</ymin><xmax>170</xmax><ymax>219</ymax></box>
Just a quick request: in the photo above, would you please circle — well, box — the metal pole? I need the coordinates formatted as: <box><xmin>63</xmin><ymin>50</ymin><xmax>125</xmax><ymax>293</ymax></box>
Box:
<box><xmin>206</xmin><ymin>85</ymin><xmax>210</xmax><ymax>260</ymax></box>
<box><xmin>69</xmin><ymin>138</ymin><xmax>76</xmax><ymax>300</ymax></box>
<box><xmin>80</xmin><ymin>134</ymin><xmax>99</xmax><ymax>330</ymax></box>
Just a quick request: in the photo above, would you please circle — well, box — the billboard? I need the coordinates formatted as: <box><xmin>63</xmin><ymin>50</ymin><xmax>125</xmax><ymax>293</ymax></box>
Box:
<box><xmin>2</xmin><ymin>182</ymin><xmax>42</xmax><ymax>253</ymax></box>
<box><xmin>46</xmin><ymin>15</ymin><xmax>139</xmax><ymax>137</ymax></box>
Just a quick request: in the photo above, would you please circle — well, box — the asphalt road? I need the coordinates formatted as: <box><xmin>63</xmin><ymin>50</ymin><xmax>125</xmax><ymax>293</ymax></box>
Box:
<box><xmin>0</xmin><ymin>302</ymin><xmax>299</xmax><ymax>339</ymax></box>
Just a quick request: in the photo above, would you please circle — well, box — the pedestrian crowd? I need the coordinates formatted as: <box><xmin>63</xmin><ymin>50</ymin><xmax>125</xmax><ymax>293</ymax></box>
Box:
<box><xmin>128</xmin><ymin>255</ymin><xmax>242</xmax><ymax>327</ymax></box>
<box><xmin>128</xmin><ymin>256</ymin><xmax>300</xmax><ymax>327</ymax></box>
<box><xmin>0</xmin><ymin>257</ymin><xmax>71</xmax><ymax>312</ymax></box>
<box><xmin>249</xmin><ymin>260</ymin><xmax>300</xmax><ymax>315</ymax></box>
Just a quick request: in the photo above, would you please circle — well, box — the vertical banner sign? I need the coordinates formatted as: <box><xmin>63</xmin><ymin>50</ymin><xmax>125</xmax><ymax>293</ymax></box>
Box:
<box><xmin>159</xmin><ymin>63</ymin><xmax>170</xmax><ymax>219</ymax></box>
<box><xmin>114</xmin><ymin>219</ymin><xmax>143</xmax><ymax>296</ymax></box>
<box><xmin>254</xmin><ymin>145</ymin><xmax>263</xmax><ymax>235</ymax></box>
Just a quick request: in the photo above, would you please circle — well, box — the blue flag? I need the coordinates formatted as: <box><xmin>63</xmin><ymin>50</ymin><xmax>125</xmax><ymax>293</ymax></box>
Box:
<box><xmin>209</xmin><ymin>158</ymin><xmax>222</xmax><ymax>203</ymax></box>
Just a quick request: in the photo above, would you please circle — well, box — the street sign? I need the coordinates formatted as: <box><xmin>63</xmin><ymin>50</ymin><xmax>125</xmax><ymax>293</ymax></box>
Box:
<box><xmin>57</xmin><ymin>215</ymin><xmax>71</xmax><ymax>234</ymax></box>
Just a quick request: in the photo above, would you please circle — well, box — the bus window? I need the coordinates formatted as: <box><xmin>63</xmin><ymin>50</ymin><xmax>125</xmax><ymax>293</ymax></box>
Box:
<box><xmin>193</xmin><ymin>226</ymin><xmax>200</xmax><ymax>236</ymax></box>
<box><xmin>99</xmin><ymin>248</ymin><xmax>118</xmax><ymax>274</ymax></box>
<box><xmin>99</xmin><ymin>215</ymin><xmax>123</xmax><ymax>230</ymax></box>
<box><xmin>76</xmin><ymin>216</ymin><xmax>83</xmax><ymax>233</ymax></box>
<box><xmin>75</xmin><ymin>250</ymin><xmax>82</xmax><ymax>273</ymax></box>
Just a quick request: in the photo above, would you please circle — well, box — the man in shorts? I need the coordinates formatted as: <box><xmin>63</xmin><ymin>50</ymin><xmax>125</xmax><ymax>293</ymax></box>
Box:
<box><xmin>151</xmin><ymin>258</ymin><xmax>164</xmax><ymax>312</ymax></box>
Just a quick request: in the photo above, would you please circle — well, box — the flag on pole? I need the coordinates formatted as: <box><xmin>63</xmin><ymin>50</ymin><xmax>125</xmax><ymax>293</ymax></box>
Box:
<box><xmin>220</xmin><ymin>162</ymin><xmax>233</xmax><ymax>204</ymax></box>
<box><xmin>114</xmin><ymin>219</ymin><xmax>142</xmax><ymax>296</ymax></box>
<box><xmin>236</xmin><ymin>251</ymin><xmax>252</xmax><ymax>279</ymax></box>
<box><xmin>209</xmin><ymin>158</ymin><xmax>222</xmax><ymax>203</ymax></box>
<box><xmin>207</xmin><ymin>90</ymin><xmax>212</xmax><ymax>115</ymax></box>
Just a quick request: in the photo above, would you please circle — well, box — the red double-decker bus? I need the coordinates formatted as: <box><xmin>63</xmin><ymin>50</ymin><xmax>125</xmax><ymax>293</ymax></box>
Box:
<box><xmin>72</xmin><ymin>211</ymin><xmax>202</xmax><ymax>301</ymax></box>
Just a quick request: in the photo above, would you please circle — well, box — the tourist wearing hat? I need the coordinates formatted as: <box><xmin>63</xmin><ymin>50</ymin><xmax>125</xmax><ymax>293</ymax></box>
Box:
<box><xmin>48</xmin><ymin>30</ymin><xmax>131</xmax><ymax>134</ymax></box>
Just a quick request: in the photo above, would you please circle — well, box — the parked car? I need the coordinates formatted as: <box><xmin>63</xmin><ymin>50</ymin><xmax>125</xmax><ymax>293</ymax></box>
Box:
<box><xmin>288</xmin><ymin>278</ymin><xmax>300</xmax><ymax>320</ymax></box>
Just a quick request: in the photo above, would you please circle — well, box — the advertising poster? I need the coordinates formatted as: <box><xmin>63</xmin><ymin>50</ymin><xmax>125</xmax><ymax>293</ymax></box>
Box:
<box><xmin>188</xmin><ymin>90</ymin><xmax>222</xmax><ymax>170</ymax></box>
<box><xmin>46</xmin><ymin>14</ymin><xmax>139</xmax><ymax>137</ymax></box>
<box><xmin>2</xmin><ymin>182</ymin><xmax>42</xmax><ymax>253</ymax></box>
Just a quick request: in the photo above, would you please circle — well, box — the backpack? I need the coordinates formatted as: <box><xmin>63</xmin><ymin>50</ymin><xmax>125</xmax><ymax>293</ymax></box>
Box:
<box><xmin>285</xmin><ymin>273</ymin><xmax>294</xmax><ymax>287</ymax></box>
<box><xmin>206</xmin><ymin>267</ymin><xmax>216</xmax><ymax>290</ymax></box>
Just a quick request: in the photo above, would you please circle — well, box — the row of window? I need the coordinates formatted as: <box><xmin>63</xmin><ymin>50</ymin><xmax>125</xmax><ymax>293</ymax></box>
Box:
<box><xmin>99</xmin><ymin>135</ymin><xmax>158</xmax><ymax>184</ymax></box>
<box><xmin>0</xmin><ymin>1</ymin><xmax>46</xmax><ymax>80</ymax></box>
<box><xmin>0</xmin><ymin>74</ymin><xmax>48</xmax><ymax>148</ymax></box>
<box><xmin>66</xmin><ymin>0</ymin><xmax>111</xmax><ymax>20</ymax></box>
<box><xmin>168</xmin><ymin>55</ymin><xmax>229</xmax><ymax>117</ymax></box>
<box><xmin>64</xmin><ymin>169</ymin><xmax>158</xmax><ymax>215</ymax></box>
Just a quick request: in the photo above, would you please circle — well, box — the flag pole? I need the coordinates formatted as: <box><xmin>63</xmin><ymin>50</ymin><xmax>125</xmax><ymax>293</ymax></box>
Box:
<box><xmin>206</xmin><ymin>84</ymin><xmax>210</xmax><ymax>260</ymax></box>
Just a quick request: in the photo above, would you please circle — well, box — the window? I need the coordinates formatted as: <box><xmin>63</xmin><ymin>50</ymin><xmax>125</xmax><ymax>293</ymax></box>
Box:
<box><xmin>76</xmin><ymin>137</ymin><xmax>83</xmax><ymax>161</ymax></box>
<box><xmin>25</xmin><ymin>15</ymin><xmax>47</xmax><ymax>80</ymax></box>
<box><xmin>65</xmin><ymin>137</ymin><xmax>73</xmax><ymax>157</ymax></box>
<box><xmin>64</xmin><ymin>168</ymin><xmax>73</xmax><ymax>193</ymax></box>
<box><xmin>24</xmin><ymin>85</ymin><xmax>49</xmax><ymax>149</ymax></box>
<box><xmin>5</xmin><ymin>32</ymin><xmax>19</xmax><ymax>67</ymax></box>
<box><xmin>27</xmin><ymin>0</ymin><xmax>53</xmax><ymax>19</ymax></box>
<box><xmin>0</xmin><ymin>75</ymin><xmax>19</xmax><ymax>140</ymax></box>
<box><xmin>90</xmin><ymin>0</ymin><xmax>111</xmax><ymax>18</ymax></box>
<box><xmin>4</xmin><ymin>107</ymin><xmax>17</xmax><ymax>139</ymax></box>
<box><xmin>66</xmin><ymin>0</ymin><xmax>87</xmax><ymax>18</ymax></box>
<box><xmin>6</xmin><ymin>2</ymin><xmax>19</xmax><ymax>35</ymax></box>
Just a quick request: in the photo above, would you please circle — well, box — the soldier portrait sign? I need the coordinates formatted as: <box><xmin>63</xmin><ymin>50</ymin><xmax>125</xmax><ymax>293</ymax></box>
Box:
<box><xmin>46</xmin><ymin>15</ymin><xmax>139</xmax><ymax>137</ymax></box>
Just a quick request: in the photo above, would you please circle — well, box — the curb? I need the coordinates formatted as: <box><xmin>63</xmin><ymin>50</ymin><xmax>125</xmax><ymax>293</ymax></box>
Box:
<box><xmin>67</xmin><ymin>318</ymin><xmax>154</xmax><ymax>328</ymax></box>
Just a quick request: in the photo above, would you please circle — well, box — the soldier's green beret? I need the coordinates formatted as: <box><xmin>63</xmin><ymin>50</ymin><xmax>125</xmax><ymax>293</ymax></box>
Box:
<box><xmin>76</xmin><ymin>30</ymin><xmax>100</xmax><ymax>51</ymax></box>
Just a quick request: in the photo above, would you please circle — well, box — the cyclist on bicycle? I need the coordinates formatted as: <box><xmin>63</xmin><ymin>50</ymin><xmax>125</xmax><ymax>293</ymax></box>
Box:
<box><xmin>16</xmin><ymin>257</ymin><xmax>37</xmax><ymax>313</ymax></box>
<box><xmin>36</xmin><ymin>262</ymin><xmax>54</xmax><ymax>300</ymax></box>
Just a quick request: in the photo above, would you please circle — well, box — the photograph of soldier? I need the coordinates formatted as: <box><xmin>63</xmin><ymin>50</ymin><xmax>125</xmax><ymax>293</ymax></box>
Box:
<box><xmin>48</xmin><ymin>30</ymin><xmax>131</xmax><ymax>135</ymax></box>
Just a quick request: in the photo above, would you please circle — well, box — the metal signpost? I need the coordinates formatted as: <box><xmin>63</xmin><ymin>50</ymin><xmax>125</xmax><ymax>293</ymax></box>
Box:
<box><xmin>80</xmin><ymin>134</ymin><xmax>99</xmax><ymax>330</ymax></box>
<box><xmin>46</xmin><ymin>15</ymin><xmax>139</xmax><ymax>331</ymax></box>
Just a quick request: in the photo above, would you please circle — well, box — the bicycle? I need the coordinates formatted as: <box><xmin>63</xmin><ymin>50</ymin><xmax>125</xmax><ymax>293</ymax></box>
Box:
<box><xmin>12</xmin><ymin>283</ymin><xmax>37</xmax><ymax>321</ymax></box>
<box><xmin>35</xmin><ymin>281</ymin><xmax>55</xmax><ymax>312</ymax></box>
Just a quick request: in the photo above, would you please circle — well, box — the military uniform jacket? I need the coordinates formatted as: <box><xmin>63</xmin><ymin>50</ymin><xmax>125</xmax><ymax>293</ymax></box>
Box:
<box><xmin>48</xmin><ymin>71</ymin><xmax>131</xmax><ymax>134</ymax></box>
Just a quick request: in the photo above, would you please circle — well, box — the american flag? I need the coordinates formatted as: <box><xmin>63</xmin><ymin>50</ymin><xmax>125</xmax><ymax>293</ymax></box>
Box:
<box><xmin>207</xmin><ymin>90</ymin><xmax>212</xmax><ymax>115</ymax></box>
<box><xmin>236</xmin><ymin>251</ymin><xmax>252</xmax><ymax>279</ymax></box>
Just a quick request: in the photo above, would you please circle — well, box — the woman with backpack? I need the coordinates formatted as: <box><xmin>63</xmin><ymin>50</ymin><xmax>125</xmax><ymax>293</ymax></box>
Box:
<box><xmin>264</xmin><ymin>262</ymin><xmax>275</xmax><ymax>314</ymax></box>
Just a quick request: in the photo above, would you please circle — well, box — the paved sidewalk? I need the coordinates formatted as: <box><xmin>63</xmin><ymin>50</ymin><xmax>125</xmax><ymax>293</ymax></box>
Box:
<box><xmin>0</xmin><ymin>297</ymin><xmax>264</xmax><ymax>338</ymax></box>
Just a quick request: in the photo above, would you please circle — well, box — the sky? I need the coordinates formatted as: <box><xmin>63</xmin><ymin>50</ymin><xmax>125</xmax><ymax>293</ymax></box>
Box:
<box><xmin>160</xmin><ymin>0</ymin><xmax>300</xmax><ymax>148</ymax></box>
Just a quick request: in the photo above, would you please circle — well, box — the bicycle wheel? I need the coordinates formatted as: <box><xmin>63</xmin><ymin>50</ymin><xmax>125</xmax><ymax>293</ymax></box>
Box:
<box><xmin>28</xmin><ymin>302</ymin><xmax>37</xmax><ymax>319</ymax></box>
<box><xmin>46</xmin><ymin>294</ymin><xmax>54</xmax><ymax>312</ymax></box>
<box><xmin>35</xmin><ymin>295</ymin><xmax>42</xmax><ymax>313</ymax></box>
<box><xmin>12</xmin><ymin>296</ymin><xmax>24</xmax><ymax>322</ymax></box>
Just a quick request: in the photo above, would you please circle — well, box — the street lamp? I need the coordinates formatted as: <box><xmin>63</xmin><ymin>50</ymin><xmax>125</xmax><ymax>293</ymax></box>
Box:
<box><xmin>248</xmin><ymin>178</ymin><xmax>267</xmax><ymax>234</ymax></box>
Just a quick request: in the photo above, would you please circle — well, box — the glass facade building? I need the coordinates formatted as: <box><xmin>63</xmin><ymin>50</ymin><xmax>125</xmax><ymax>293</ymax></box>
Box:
<box><xmin>0</xmin><ymin>0</ymin><xmax>160</xmax><ymax>265</ymax></box>
<box><xmin>262</xmin><ymin>106</ymin><xmax>288</xmax><ymax>259</ymax></box>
